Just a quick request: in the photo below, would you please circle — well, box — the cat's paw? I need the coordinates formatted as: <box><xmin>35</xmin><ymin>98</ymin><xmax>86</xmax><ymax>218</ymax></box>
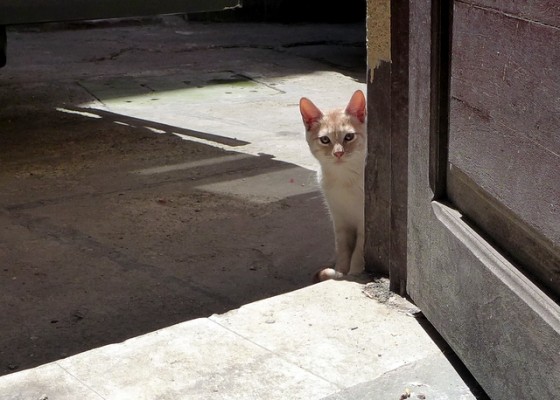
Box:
<box><xmin>313</xmin><ymin>268</ymin><xmax>345</xmax><ymax>283</ymax></box>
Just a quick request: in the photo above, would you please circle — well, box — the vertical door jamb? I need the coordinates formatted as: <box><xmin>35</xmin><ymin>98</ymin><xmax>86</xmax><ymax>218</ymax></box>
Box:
<box><xmin>364</xmin><ymin>0</ymin><xmax>409</xmax><ymax>295</ymax></box>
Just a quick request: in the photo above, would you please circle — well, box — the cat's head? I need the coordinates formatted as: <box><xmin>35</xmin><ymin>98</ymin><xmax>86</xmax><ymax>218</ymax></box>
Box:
<box><xmin>299</xmin><ymin>90</ymin><xmax>366</xmax><ymax>166</ymax></box>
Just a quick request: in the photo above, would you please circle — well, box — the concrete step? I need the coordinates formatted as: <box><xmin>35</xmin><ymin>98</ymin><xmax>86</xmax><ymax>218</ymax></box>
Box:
<box><xmin>1</xmin><ymin>280</ymin><xmax>480</xmax><ymax>400</ymax></box>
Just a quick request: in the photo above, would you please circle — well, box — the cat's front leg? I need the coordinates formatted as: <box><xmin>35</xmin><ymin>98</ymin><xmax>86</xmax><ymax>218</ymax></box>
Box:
<box><xmin>333</xmin><ymin>226</ymin><xmax>354</xmax><ymax>275</ymax></box>
<box><xmin>313</xmin><ymin>227</ymin><xmax>352</xmax><ymax>282</ymax></box>
<box><xmin>348</xmin><ymin>227</ymin><xmax>365</xmax><ymax>275</ymax></box>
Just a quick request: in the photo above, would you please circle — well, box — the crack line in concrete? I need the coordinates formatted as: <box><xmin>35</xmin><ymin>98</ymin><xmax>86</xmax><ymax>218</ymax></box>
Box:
<box><xmin>206</xmin><ymin>317</ymin><xmax>344</xmax><ymax>390</ymax></box>
<box><xmin>55</xmin><ymin>362</ymin><xmax>108</xmax><ymax>400</ymax></box>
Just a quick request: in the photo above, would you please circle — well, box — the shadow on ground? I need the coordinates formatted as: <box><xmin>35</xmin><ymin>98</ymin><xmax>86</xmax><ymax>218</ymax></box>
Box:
<box><xmin>0</xmin><ymin>104</ymin><xmax>332</xmax><ymax>375</ymax></box>
<box><xmin>0</xmin><ymin>19</ymin><xmax>367</xmax><ymax>376</ymax></box>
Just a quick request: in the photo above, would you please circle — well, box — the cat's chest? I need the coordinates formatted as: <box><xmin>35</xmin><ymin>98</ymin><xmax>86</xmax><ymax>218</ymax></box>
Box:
<box><xmin>319</xmin><ymin>164</ymin><xmax>364</xmax><ymax>193</ymax></box>
<box><xmin>321</xmin><ymin>179</ymin><xmax>363</xmax><ymax>227</ymax></box>
<box><xmin>319</xmin><ymin>167</ymin><xmax>364</xmax><ymax>213</ymax></box>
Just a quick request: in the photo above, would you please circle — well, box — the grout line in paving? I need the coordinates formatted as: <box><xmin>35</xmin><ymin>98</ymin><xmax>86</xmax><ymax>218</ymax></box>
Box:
<box><xmin>206</xmin><ymin>316</ymin><xmax>344</xmax><ymax>390</ymax></box>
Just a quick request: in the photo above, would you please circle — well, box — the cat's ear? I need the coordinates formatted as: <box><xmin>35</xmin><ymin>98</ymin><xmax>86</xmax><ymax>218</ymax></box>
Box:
<box><xmin>345</xmin><ymin>90</ymin><xmax>366</xmax><ymax>123</ymax></box>
<box><xmin>299</xmin><ymin>97</ymin><xmax>323</xmax><ymax>131</ymax></box>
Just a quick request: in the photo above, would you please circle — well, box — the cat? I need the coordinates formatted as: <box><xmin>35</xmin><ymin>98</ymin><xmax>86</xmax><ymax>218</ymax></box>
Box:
<box><xmin>299</xmin><ymin>90</ymin><xmax>367</xmax><ymax>281</ymax></box>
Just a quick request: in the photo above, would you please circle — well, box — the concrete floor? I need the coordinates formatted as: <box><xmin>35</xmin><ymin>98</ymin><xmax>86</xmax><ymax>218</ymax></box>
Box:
<box><xmin>0</xmin><ymin>17</ymin><xmax>489</xmax><ymax>400</ymax></box>
<box><xmin>0</xmin><ymin>17</ymin><xmax>367</xmax><ymax>375</ymax></box>
<box><xmin>0</xmin><ymin>280</ymin><xmax>484</xmax><ymax>400</ymax></box>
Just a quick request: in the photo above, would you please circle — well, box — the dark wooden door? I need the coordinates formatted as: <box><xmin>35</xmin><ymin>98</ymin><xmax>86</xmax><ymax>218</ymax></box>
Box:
<box><xmin>406</xmin><ymin>1</ymin><xmax>560</xmax><ymax>398</ymax></box>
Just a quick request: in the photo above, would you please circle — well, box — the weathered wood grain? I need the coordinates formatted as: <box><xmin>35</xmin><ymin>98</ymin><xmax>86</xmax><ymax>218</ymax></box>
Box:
<box><xmin>457</xmin><ymin>0</ymin><xmax>560</xmax><ymax>28</ymax></box>
<box><xmin>448</xmin><ymin>2</ymin><xmax>560</xmax><ymax>295</ymax></box>
<box><xmin>407</xmin><ymin>0</ymin><xmax>560</xmax><ymax>398</ymax></box>
<box><xmin>365</xmin><ymin>63</ymin><xmax>391</xmax><ymax>277</ymax></box>
<box><xmin>364</xmin><ymin>0</ymin><xmax>410</xmax><ymax>294</ymax></box>
<box><xmin>389</xmin><ymin>0</ymin><xmax>410</xmax><ymax>295</ymax></box>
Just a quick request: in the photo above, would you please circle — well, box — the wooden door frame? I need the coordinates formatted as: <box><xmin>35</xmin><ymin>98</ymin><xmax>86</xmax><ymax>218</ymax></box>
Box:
<box><xmin>364</xmin><ymin>0</ymin><xmax>409</xmax><ymax>296</ymax></box>
<box><xmin>364</xmin><ymin>0</ymin><xmax>451</xmax><ymax>296</ymax></box>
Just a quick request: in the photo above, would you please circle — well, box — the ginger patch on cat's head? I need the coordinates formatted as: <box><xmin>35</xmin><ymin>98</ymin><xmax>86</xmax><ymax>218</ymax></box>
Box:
<box><xmin>312</xmin><ymin>110</ymin><xmax>365</xmax><ymax>163</ymax></box>
<box><xmin>300</xmin><ymin>91</ymin><xmax>367</xmax><ymax>165</ymax></box>
<box><xmin>299</xmin><ymin>90</ymin><xmax>366</xmax><ymax>134</ymax></box>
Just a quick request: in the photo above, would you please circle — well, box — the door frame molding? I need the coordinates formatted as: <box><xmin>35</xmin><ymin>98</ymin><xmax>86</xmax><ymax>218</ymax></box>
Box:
<box><xmin>364</xmin><ymin>0</ymin><xmax>409</xmax><ymax>296</ymax></box>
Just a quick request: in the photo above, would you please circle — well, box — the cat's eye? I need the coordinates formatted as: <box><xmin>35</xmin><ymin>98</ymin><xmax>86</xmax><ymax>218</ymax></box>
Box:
<box><xmin>344</xmin><ymin>133</ymin><xmax>355</xmax><ymax>142</ymax></box>
<box><xmin>319</xmin><ymin>136</ymin><xmax>331</xmax><ymax>145</ymax></box>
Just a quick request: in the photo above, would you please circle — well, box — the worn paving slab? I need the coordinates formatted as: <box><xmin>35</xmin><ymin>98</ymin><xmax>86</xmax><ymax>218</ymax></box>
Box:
<box><xmin>0</xmin><ymin>280</ymin><xmax>478</xmax><ymax>400</ymax></box>
<box><xmin>323</xmin><ymin>352</ymin><xmax>478</xmax><ymax>400</ymax></box>
<box><xmin>0</xmin><ymin>363</ymin><xmax>103</xmax><ymax>400</ymax></box>
<box><xmin>210</xmin><ymin>280</ymin><xmax>435</xmax><ymax>389</ymax></box>
<box><xmin>55</xmin><ymin>317</ymin><xmax>338</xmax><ymax>400</ymax></box>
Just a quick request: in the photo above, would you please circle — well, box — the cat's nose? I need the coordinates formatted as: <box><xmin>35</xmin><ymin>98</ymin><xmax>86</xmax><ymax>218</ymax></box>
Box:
<box><xmin>334</xmin><ymin>151</ymin><xmax>344</xmax><ymax>159</ymax></box>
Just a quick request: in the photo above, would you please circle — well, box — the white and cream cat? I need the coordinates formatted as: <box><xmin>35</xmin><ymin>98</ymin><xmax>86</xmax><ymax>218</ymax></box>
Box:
<box><xmin>299</xmin><ymin>90</ymin><xmax>367</xmax><ymax>281</ymax></box>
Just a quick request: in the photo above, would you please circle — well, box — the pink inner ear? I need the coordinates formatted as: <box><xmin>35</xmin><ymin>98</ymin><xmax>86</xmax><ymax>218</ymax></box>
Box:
<box><xmin>345</xmin><ymin>90</ymin><xmax>366</xmax><ymax>123</ymax></box>
<box><xmin>300</xmin><ymin>97</ymin><xmax>323</xmax><ymax>130</ymax></box>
